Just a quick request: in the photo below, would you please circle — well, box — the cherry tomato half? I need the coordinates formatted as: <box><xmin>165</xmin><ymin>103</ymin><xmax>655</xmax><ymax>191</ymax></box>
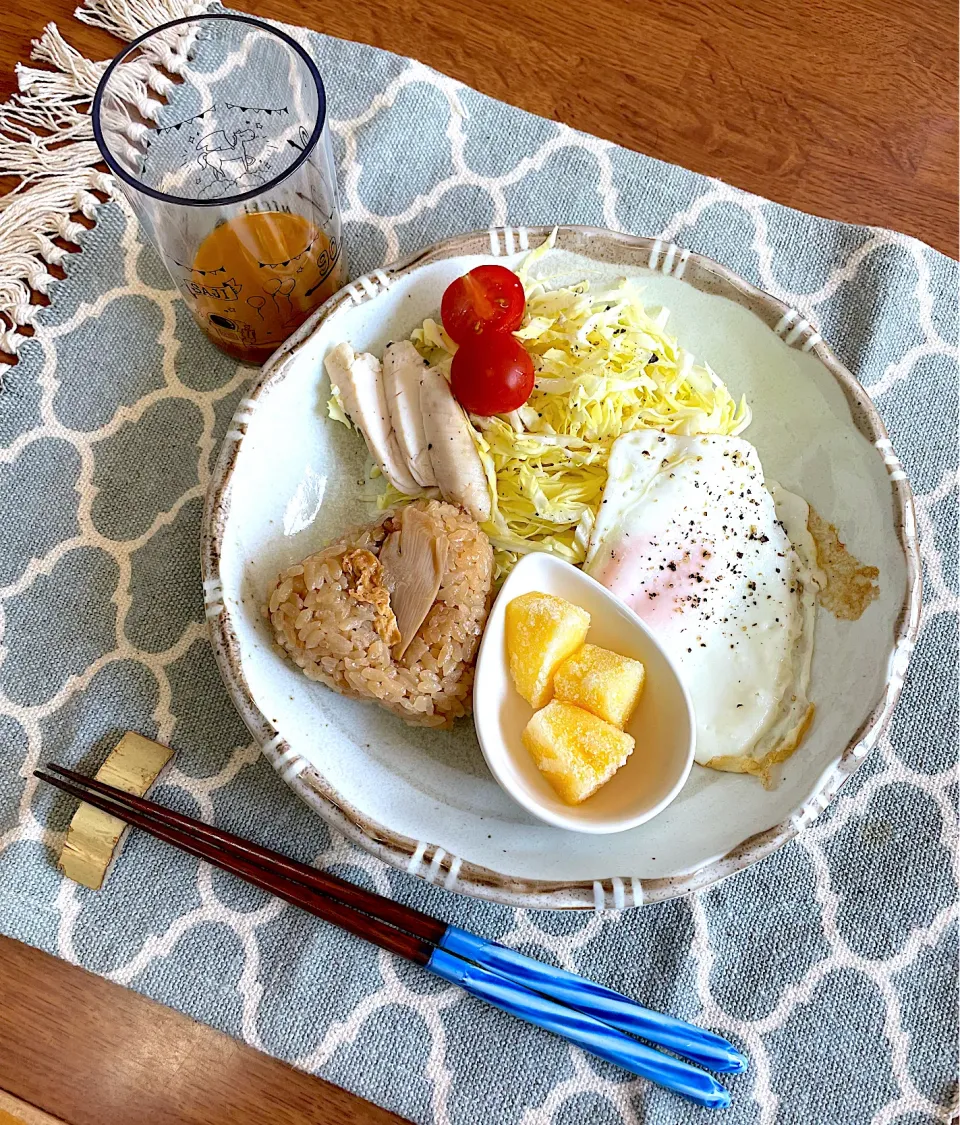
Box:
<box><xmin>441</xmin><ymin>264</ymin><xmax>526</xmax><ymax>344</ymax></box>
<box><xmin>450</xmin><ymin>334</ymin><xmax>535</xmax><ymax>416</ymax></box>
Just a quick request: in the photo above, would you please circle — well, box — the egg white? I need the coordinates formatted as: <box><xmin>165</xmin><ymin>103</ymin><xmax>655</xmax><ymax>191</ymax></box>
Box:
<box><xmin>585</xmin><ymin>431</ymin><xmax>821</xmax><ymax>785</ymax></box>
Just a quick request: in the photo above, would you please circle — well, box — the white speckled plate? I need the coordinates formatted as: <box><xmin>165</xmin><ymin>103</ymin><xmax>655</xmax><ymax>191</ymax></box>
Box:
<box><xmin>201</xmin><ymin>226</ymin><xmax>920</xmax><ymax>910</ymax></box>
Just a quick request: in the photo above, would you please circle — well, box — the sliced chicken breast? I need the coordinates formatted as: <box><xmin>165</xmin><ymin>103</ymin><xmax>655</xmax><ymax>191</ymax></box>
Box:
<box><xmin>324</xmin><ymin>343</ymin><xmax>419</xmax><ymax>495</ymax></box>
<box><xmin>382</xmin><ymin>341</ymin><xmax>437</xmax><ymax>488</ymax></box>
<box><xmin>420</xmin><ymin>366</ymin><xmax>491</xmax><ymax>523</ymax></box>
<box><xmin>379</xmin><ymin>503</ymin><xmax>449</xmax><ymax>658</ymax></box>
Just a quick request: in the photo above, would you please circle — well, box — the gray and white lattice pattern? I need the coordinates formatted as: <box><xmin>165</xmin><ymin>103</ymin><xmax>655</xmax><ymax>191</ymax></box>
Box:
<box><xmin>0</xmin><ymin>11</ymin><xmax>957</xmax><ymax>1124</ymax></box>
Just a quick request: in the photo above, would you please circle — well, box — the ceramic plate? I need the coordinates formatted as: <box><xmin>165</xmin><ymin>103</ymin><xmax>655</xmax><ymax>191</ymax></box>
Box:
<box><xmin>202</xmin><ymin>226</ymin><xmax>920</xmax><ymax>909</ymax></box>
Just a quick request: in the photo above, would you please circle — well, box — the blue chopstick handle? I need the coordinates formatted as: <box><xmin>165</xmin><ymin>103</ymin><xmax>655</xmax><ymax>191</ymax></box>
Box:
<box><xmin>439</xmin><ymin>926</ymin><xmax>746</xmax><ymax>1075</ymax></box>
<box><xmin>426</xmin><ymin>948</ymin><xmax>729</xmax><ymax>1109</ymax></box>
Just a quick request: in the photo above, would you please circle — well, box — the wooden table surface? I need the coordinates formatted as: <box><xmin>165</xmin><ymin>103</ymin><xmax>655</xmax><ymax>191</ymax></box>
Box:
<box><xmin>1</xmin><ymin>1</ymin><xmax>957</xmax><ymax>1123</ymax></box>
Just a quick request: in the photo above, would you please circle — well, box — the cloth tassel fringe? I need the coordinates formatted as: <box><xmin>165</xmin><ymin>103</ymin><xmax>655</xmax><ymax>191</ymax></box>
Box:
<box><xmin>76</xmin><ymin>0</ymin><xmax>211</xmax><ymax>46</ymax></box>
<box><xmin>0</xmin><ymin>0</ymin><xmax>211</xmax><ymax>358</ymax></box>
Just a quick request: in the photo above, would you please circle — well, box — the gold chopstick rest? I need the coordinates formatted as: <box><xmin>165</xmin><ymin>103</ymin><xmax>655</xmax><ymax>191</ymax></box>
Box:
<box><xmin>58</xmin><ymin>732</ymin><xmax>173</xmax><ymax>890</ymax></box>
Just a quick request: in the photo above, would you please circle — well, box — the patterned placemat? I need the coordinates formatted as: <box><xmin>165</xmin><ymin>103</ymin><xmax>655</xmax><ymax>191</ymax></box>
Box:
<box><xmin>0</xmin><ymin>4</ymin><xmax>957</xmax><ymax>1122</ymax></box>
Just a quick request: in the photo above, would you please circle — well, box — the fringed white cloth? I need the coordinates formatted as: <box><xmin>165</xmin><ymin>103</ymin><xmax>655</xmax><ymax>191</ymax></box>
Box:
<box><xmin>0</xmin><ymin>0</ymin><xmax>210</xmax><ymax>357</ymax></box>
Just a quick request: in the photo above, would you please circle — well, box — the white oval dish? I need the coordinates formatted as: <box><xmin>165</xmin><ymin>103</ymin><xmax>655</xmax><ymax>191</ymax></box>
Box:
<box><xmin>202</xmin><ymin>225</ymin><xmax>921</xmax><ymax>910</ymax></box>
<box><xmin>473</xmin><ymin>553</ymin><xmax>696</xmax><ymax>834</ymax></box>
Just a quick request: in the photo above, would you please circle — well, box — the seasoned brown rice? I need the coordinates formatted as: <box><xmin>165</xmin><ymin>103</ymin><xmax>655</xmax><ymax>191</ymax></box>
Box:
<box><xmin>266</xmin><ymin>499</ymin><xmax>494</xmax><ymax>728</ymax></box>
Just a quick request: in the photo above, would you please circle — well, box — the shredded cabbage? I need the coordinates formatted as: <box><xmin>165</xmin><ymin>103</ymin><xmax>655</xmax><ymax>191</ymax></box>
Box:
<box><xmin>333</xmin><ymin>238</ymin><xmax>751</xmax><ymax>578</ymax></box>
<box><xmin>410</xmin><ymin>253</ymin><xmax>750</xmax><ymax>576</ymax></box>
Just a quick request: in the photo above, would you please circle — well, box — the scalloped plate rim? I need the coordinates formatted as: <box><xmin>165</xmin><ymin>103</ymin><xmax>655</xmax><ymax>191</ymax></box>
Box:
<box><xmin>201</xmin><ymin>224</ymin><xmax>922</xmax><ymax>910</ymax></box>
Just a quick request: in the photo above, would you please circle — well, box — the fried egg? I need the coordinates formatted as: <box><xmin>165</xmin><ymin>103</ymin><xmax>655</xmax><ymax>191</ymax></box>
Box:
<box><xmin>585</xmin><ymin>431</ymin><xmax>820</xmax><ymax>784</ymax></box>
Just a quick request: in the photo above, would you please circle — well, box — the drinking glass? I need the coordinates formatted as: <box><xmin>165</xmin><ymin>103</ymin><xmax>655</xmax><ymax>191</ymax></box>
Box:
<box><xmin>93</xmin><ymin>13</ymin><xmax>345</xmax><ymax>364</ymax></box>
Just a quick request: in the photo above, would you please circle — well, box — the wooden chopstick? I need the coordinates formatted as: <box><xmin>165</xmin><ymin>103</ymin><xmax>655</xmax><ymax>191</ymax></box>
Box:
<box><xmin>45</xmin><ymin>764</ymin><xmax>446</xmax><ymax>945</ymax></box>
<box><xmin>35</xmin><ymin>768</ymin><xmax>434</xmax><ymax>966</ymax></box>
<box><xmin>35</xmin><ymin>764</ymin><xmax>745</xmax><ymax>1100</ymax></box>
<box><xmin>39</xmin><ymin>766</ymin><xmax>749</xmax><ymax>1070</ymax></box>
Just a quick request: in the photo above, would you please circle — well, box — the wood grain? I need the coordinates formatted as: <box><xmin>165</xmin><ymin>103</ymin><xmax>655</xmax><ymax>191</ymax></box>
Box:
<box><xmin>0</xmin><ymin>0</ymin><xmax>956</xmax><ymax>254</ymax></box>
<box><xmin>0</xmin><ymin>1</ymin><xmax>956</xmax><ymax>1123</ymax></box>
<box><xmin>0</xmin><ymin>937</ymin><xmax>405</xmax><ymax>1125</ymax></box>
<box><xmin>0</xmin><ymin>1089</ymin><xmax>70</xmax><ymax>1125</ymax></box>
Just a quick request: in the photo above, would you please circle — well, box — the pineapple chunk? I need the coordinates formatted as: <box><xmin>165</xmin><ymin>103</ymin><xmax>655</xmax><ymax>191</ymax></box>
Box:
<box><xmin>554</xmin><ymin>643</ymin><xmax>646</xmax><ymax>729</ymax></box>
<box><xmin>505</xmin><ymin>592</ymin><xmax>591</xmax><ymax>708</ymax></box>
<box><xmin>522</xmin><ymin>700</ymin><xmax>634</xmax><ymax>805</ymax></box>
